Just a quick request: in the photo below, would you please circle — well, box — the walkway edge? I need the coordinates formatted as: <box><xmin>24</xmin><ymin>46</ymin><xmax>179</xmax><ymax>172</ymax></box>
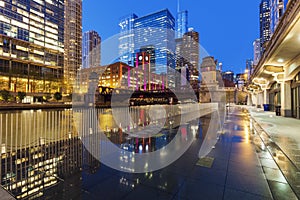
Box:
<box><xmin>248</xmin><ymin>108</ymin><xmax>300</xmax><ymax>199</ymax></box>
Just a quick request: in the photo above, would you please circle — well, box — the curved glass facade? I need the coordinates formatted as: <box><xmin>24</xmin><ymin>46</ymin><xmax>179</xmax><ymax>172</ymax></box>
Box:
<box><xmin>119</xmin><ymin>14</ymin><xmax>138</xmax><ymax>66</ymax></box>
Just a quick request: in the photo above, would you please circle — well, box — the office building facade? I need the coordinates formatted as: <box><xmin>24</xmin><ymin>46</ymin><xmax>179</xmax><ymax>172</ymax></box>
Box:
<box><xmin>134</xmin><ymin>9</ymin><xmax>176</xmax><ymax>74</ymax></box>
<box><xmin>140</xmin><ymin>45</ymin><xmax>155</xmax><ymax>70</ymax></box>
<box><xmin>260</xmin><ymin>0</ymin><xmax>271</xmax><ymax>51</ymax></box>
<box><xmin>175</xmin><ymin>8</ymin><xmax>188</xmax><ymax>69</ymax></box>
<box><xmin>235</xmin><ymin>73</ymin><xmax>247</xmax><ymax>90</ymax></box>
<box><xmin>119</xmin><ymin>9</ymin><xmax>176</xmax><ymax>75</ymax></box>
<box><xmin>0</xmin><ymin>0</ymin><xmax>82</xmax><ymax>96</ymax></box>
<box><xmin>82</xmin><ymin>30</ymin><xmax>101</xmax><ymax>69</ymax></box>
<box><xmin>270</xmin><ymin>0</ymin><xmax>289</xmax><ymax>34</ymax></box>
<box><xmin>253</xmin><ymin>38</ymin><xmax>261</xmax><ymax>65</ymax></box>
<box><xmin>79</xmin><ymin>60</ymin><xmax>166</xmax><ymax>92</ymax></box>
<box><xmin>181</xmin><ymin>29</ymin><xmax>199</xmax><ymax>82</ymax></box>
<box><xmin>176</xmin><ymin>10</ymin><xmax>188</xmax><ymax>39</ymax></box>
<box><xmin>119</xmin><ymin>14</ymin><xmax>138</xmax><ymax>66</ymax></box>
<box><xmin>222</xmin><ymin>71</ymin><xmax>234</xmax><ymax>83</ymax></box>
<box><xmin>64</xmin><ymin>0</ymin><xmax>82</xmax><ymax>94</ymax></box>
<box><xmin>246</xmin><ymin>59</ymin><xmax>254</xmax><ymax>81</ymax></box>
<box><xmin>175</xmin><ymin>28</ymin><xmax>199</xmax><ymax>89</ymax></box>
<box><xmin>0</xmin><ymin>0</ymin><xmax>65</xmax><ymax>94</ymax></box>
<box><xmin>175</xmin><ymin>37</ymin><xmax>183</xmax><ymax>70</ymax></box>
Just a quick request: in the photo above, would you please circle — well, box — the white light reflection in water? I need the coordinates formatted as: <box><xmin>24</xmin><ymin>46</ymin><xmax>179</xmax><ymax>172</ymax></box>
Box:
<box><xmin>73</xmin><ymin>103</ymin><xmax>220</xmax><ymax>173</ymax></box>
<box><xmin>72</xmin><ymin>27</ymin><xmax>226</xmax><ymax>173</ymax></box>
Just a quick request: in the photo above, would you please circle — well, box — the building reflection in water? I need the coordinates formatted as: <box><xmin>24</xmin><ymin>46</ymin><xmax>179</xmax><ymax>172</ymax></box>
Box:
<box><xmin>0</xmin><ymin>109</ymin><xmax>83</xmax><ymax>199</ymax></box>
<box><xmin>0</xmin><ymin>106</ymin><xmax>208</xmax><ymax>199</ymax></box>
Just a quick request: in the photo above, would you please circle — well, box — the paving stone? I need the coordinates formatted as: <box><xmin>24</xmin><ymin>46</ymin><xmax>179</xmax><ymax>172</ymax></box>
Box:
<box><xmin>196</xmin><ymin>156</ymin><xmax>215</xmax><ymax>168</ymax></box>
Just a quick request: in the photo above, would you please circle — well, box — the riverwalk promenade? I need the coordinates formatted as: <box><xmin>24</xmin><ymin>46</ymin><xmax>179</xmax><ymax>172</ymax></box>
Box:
<box><xmin>1</xmin><ymin>105</ymin><xmax>299</xmax><ymax>199</ymax></box>
<box><xmin>247</xmin><ymin>105</ymin><xmax>300</xmax><ymax>199</ymax></box>
<box><xmin>44</xmin><ymin>106</ymin><xmax>277</xmax><ymax>199</ymax></box>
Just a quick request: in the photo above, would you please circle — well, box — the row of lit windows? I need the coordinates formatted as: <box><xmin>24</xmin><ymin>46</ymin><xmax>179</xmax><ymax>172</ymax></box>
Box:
<box><xmin>0</xmin><ymin>47</ymin><xmax>63</xmax><ymax>67</ymax></box>
<box><xmin>0</xmin><ymin>59</ymin><xmax>63</xmax><ymax>76</ymax></box>
<box><xmin>0</xmin><ymin>15</ymin><xmax>61</xmax><ymax>40</ymax></box>
<box><xmin>0</xmin><ymin>1</ymin><xmax>63</xmax><ymax>31</ymax></box>
<box><xmin>0</xmin><ymin>7</ymin><xmax>23</xmax><ymax>22</ymax></box>
<box><xmin>0</xmin><ymin>33</ymin><xmax>62</xmax><ymax>52</ymax></box>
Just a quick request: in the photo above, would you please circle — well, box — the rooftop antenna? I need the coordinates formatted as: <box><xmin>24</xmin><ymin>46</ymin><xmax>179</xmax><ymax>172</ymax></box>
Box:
<box><xmin>177</xmin><ymin>0</ymin><xmax>180</xmax><ymax>13</ymax></box>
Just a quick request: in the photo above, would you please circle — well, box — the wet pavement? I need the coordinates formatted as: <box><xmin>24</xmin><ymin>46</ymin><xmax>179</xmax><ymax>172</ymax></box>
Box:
<box><xmin>44</xmin><ymin>107</ymin><xmax>279</xmax><ymax>200</ymax></box>
<box><xmin>248</xmin><ymin>106</ymin><xmax>300</xmax><ymax>199</ymax></box>
<box><xmin>248</xmin><ymin>107</ymin><xmax>300</xmax><ymax>170</ymax></box>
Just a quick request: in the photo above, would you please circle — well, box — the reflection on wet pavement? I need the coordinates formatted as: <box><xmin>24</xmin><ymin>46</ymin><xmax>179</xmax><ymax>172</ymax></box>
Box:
<box><xmin>249</xmin><ymin>110</ymin><xmax>300</xmax><ymax>172</ymax></box>
<box><xmin>42</xmin><ymin>107</ymin><xmax>277</xmax><ymax>200</ymax></box>
<box><xmin>3</xmin><ymin>106</ymin><xmax>296</xmax><ymax>199</ymax></box>
<box><xmin>251</xmin><ymin>117</ymin><xmax>299</xmax><ymax>200</ymax></box>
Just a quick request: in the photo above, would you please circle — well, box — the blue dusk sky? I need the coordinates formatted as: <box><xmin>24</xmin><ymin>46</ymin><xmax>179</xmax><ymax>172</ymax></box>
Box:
<box><xmin>82</xmin><ymin>0</ymin><xmax>261</xmax><ymax>74</ymax></box>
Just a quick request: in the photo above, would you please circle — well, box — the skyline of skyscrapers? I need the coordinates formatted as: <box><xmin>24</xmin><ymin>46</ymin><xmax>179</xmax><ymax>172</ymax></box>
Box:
<box><xmin>0</xmin><ymin>0</ymin><xmax>256</xmax><ymax>97</ymax></box>
<box><xmin>82</xmin><ymin>30</ymin><xmax>101</xmax><ymax>68</ymax></box>
<box><xmin>0</xmin><ymin>1</ymin><xmax>202</xmax><ymax>96</ymax></box>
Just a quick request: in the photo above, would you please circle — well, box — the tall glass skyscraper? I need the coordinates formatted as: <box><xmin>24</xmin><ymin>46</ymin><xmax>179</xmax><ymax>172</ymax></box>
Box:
<box><xmin>176</xmin><ymin>10</ymin><xmax>188</xmax><ymax>39</ymax></box>
<box><xmin>270</xmin><ymin>0</ymin><xmax>289</xmax><ymax>34</ymax></box>
<box><xmin>119</xmin><ymin>14</ymin><xmax>138</xmax><ymax>66</ymax></box>
<box><xmin>0</xmin><ymin>0</ymin><xmax>82</xmax><ymax>95</ymax></box>
<box><xmin>64</xmin><ymin>0</ymin><xmax>82</xmax><ymax>94</ymax></box>
<box><xmin>182</xmin><ymin>30</ymin><xmax>199</xmax><ymax>81</ymax></box>
<box><xmin>82</xmin><ymin>30</ymin><xmax>101</xmax><ymax>68</ymax></box>
<box><xmin>253</xmin><ymin>38</ymin><xmax>261</xmax><ymax>65</ymax></box>
<box><xmin>0</xmin><ymin>0</ymin><xmax>65</xmax><ymax>94</ymax></box>
<box><xmin>119</xmin><ymin>9</ymin><xmax>176</xmax><ymax>75</ymax></box>
<box><xmin>260</xmin><ymin>0</ymin><xmax>271</xmax><ymax>51</ymax></box>
<box><xmin>134</xmin><ymin>9</ymin><xmax>176</xmax><ymax>74</ymax></box>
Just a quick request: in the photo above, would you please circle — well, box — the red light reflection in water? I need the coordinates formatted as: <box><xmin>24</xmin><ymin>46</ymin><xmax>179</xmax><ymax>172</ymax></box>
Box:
<box><xmin>181</xmin><ymin>127</ymin><xmax>187</xmax><ymax>140</ymax></box>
